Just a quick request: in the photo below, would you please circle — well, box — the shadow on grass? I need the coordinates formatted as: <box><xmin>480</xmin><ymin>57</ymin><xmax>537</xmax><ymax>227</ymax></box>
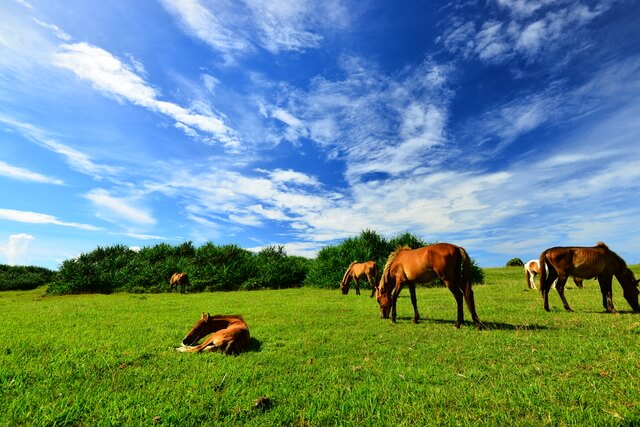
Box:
<box><xmin>388</xmin><ymin>316</ymin><xmax>550</xmax><ymax>330</ymax></box>
<box><xmin>246</xmin><ymin>337</ymin><xmax>262</xmax><ymax>352</ymax></box>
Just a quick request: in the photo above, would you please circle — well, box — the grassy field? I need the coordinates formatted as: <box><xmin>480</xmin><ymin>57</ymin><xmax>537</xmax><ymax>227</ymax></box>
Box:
<box><xmin>1</xmin><ymin>266</ymin><xmax>639</xmax><ymax>426</ymax></box>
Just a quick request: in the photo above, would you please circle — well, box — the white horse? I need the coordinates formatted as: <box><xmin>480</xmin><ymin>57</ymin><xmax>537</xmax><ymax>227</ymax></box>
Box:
<box><xmin>524</xmin><ymin>259</ymin><xmax>583</xmax><ymax>290</ymax></box>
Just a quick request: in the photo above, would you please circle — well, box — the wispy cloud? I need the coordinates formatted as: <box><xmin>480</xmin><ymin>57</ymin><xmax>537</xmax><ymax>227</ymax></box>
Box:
<box><xmin>32</xmin><ymin>18</ymin><xmax>71</xmax><ymax>41</ymax></box>
<box><xmin>440</xmin><ymin>1</ymin><xmax>614</xmax><ymax>63</ymax></box>
<box><xmin>256</xmin><ymin>57</ymin><xmax>453</xmax><ymax>182</ymax></box>
<box><xmin>160</xmin><ymin>0</ymin><xmax>349</xmax><ymax>60</ymax></box>
<box><xmin>0</xmin><ymin>160</ymin><xmax>64</xmax><ymax>185</ymax></box>
<box><xmin>85</xmin><ymin>188</ymin><xmax>156</xmax><ymax>228</ymax></box>
<box><xmin>52</xmin><ymin>42</ymin><xmax>242</xmax><ymax>151</ymax></box>
<box><xmin>0</xmin><ymin>208</ymin><xmax>101</xmax><ymax>230</ymax></box>
<box><xmin>0</xmin><ymin>114</ymin><xmax>120</xmax><ymax>179</ymax></box>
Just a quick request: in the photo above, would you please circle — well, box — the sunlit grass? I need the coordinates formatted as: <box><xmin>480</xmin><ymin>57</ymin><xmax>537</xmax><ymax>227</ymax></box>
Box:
<box><xmin>1</xmin><ymin>266</ymin><xmax>639</xmax><ymax>426</ymax></box>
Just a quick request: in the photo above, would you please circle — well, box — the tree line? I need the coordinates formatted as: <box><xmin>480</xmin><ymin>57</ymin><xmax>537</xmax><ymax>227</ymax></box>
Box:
<box><xmin>0</xmin><ymin>230</ymin><xmax>484</xmax><ymax>294</ymax></box>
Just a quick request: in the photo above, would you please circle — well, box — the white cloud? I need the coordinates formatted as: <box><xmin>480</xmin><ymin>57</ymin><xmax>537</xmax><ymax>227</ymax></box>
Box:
<box><xmin>32</xmin><ymin>18</ymin><xmax>71</xmax><ymax>41</ymax></box>
<box><xmin>160</xmin><ymin>0</ymin><xmax>349</xmax><ymax>58</ymax></box>
<box><xmin>0</xmin><ymin>208</ymin><xmax>101</xmax><ymax>230</ymax></box>
<box><xmin>0</xmin><ymin>233</ymin><xmax>34</xmax><ymax>266</ymax></box>
<box><xmin>52</xmin><ymin>42</ymin><xmax>241</xmax><ymax>150</ymax></box>
<box><xmin>0</xmin><ymin>114</ymin><xmax>120</xmax><ymax>179</ymax></box>
<box><xmin>0</xmin><ymin>160</ymin><xmax>64</xmax><ymax>185</ymax></box>
<box><xmin>441</xmin><ymin>1</ymin><xmax>614</xmax><ymax>63</ymax></box>
<box><xmin>85</xmin><ymin>188</ymin><xmax>156</xmax><ymax>227</ymax></box>
<box><xmin>256</xmin><ymin>57</ymin><xmax>452</xmax><ymax>181</ymax></box>
<box><xmin>160</xmin><ymin>0</ymin><xmax>252</xmax><ymax>63</ymax></box>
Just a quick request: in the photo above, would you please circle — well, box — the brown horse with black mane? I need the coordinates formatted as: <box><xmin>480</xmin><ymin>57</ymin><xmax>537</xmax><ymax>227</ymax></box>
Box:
<box><xmin>376</xmin><ymin>243</ymin><xmax>484</xmax><ymax>329</ymax></box>
<box><xmin>340</xmin><ymin>261</ymin><xmax>379</xmax><ymax>297</ymax></box>
<box><xmin>539</xmin><ymin>242</ymin><xmax>640</xmax><ymax>313</ymax></box>
<box><xmin>176</xmin><ymin>312</ymin><xmax>250</xmax><ymax>354</ymax></box>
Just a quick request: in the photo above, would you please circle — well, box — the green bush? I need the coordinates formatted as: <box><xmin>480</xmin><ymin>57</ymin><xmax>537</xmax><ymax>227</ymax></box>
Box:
<box><xmin>0</xmin><ymin>265</ymin><xmax>55</xmax><ymax>291</ymax></box>
<box><xmin>305</xmin><ymin>231</ymin><xmax>484</xmax><ymax>289</ymax></box>
<box><xmin>506</xmin><ymin>258</ymin><xmax>524</xmax><ymax>267</ymax></box>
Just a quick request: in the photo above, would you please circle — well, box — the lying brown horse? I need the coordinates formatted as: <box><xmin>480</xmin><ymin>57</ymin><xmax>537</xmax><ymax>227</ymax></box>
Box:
<box><xmin>340</xmin><ymin>260</ymin><xmax>379</xmax><ymax>297</ymax></box>
<box><xmin>169</xmin><ymin>272</ymin><xmax>189</xmax><ymax>293</ymax></box>
<box><xmin>539</xmin><ymin>242</ymin><xmax>640</xmax><ymax>313</ymax></box>
<box><xmin>176</xmin><ymin>312</ymin><xmax>250</xmax><ymax>354</ymax></box>
<box><xmin>376</xmin><ymin>243</ymin><xmax>484</xmax><ymax>329</ymax></box>
<box><xmin>524</xmin><ymin>259</ymin><xmax>583</xmax><ymax>290</ymax></box>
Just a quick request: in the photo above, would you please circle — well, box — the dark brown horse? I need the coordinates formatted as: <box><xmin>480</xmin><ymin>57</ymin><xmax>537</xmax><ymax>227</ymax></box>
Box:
<box><xmin>169</xmin><ymin>272</ymin><xmax>189</xmax><ymax>293</ymax></box>
<box><xmin>376</xmin><ymin>243</ymin><xmax>484</xmax><ymax>329</ymax></box>
<box><xmin>176</xmin><ymin>312</ymin><xmax>250</xmax><ymax>354</ymax></box>
<box><xmin>539</xmin><ymin>242</ymin><xmax>640</xmax><ymax>313</ymax></box>
<box><xmin>340</xmin><ymin>261</ymin><xmax>379</xmax><ymax>297</ymax></box>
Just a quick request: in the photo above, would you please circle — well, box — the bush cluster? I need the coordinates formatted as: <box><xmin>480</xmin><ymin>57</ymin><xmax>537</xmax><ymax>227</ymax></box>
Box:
<box><xmin>48</xmin><ymin>242</ymin><xmax>310</xmax><ymax>295</ymax></box>
<box><xmin>506</xmin><ymin>258</ymin><xmax>525</xmax><ymax>267</ymax></box>
<box><xmin>0</xmin><ymin>265</ymin><xmax>56</xmax><ymax>291</ymax></box>
<box><xmin>304</xmin><ymin>230</ymin><xmax>484</xmax><ymax>289</ymax></box>
<box><xmin>44</xmin><ymin>231</ymin><xmax>484</xmax><ymax>295</ymax></box>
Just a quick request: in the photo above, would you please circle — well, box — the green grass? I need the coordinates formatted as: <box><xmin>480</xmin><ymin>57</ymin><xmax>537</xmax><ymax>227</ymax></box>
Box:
<box><xmin>1</xmin><ymin>266</ymin><xmax>640</xmax><ymax>426</ymax></box>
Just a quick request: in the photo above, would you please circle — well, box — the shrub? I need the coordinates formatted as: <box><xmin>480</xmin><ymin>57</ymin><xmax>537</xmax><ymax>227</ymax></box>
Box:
<box><xmin>0</xmin><ymin>265</ymin><xmax>55</xmax><ymax>291</ymax></box>
<box><xmin>506</xmin><ymin>258</ymin><xmax>524</xmax><ymax>267</ymax></box>
<box><xmin>305</xmin><ymin>231</ymin><xmax>485</xmax><ymax>288</ymax></box>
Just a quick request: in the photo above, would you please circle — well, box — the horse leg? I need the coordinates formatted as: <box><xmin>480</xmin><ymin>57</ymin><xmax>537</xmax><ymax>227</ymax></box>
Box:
<box><xmin>597</xmin><ymin>275</ymin><xmax>616</xmax><ymax>313</ymax></box>
<box><xmin>541</xmin><ymin>267</ymin><xmax>557</xmax><ymax>312</ymax></box>
<box><xmin>408</xmin><ymin>283</ymin><xmax>420</xmax><ymax>324</ymax></box>
<box><xmin>390</xmin><ymin>283</ymin><xmax>403</xmax><ymax>323</ymax></box>
<box><xmin>369</xmin><ymin>275</ymin><xmax>376</xmax><ymax>298</ymax></box>
<box><xmin>354</xmin><ymin>279</ymin><xmax>361</xmax><ymax>295</ymax></box>
<box><xmin>447</xmin><ymin>283</ymin><xmax>464</xmax><ymax>329</ymax></box>
<box><xmin>463</xmin><ymin>285</ymin><xmax>484</xmax><ymax>330</ymax></box>
<box><xmin>573</xmin><ymin>277</ymin><xmax>583</xmax><ymax>289</ymax></box>
<box><xmin>525</xmin><ymin>270</ymin><xmax>535</xmax><ymax>289</ymax></box>
<box><xmin>555</xmin><ymin>276</ymin><xmax>573</xmax><ymax>312</ymax></box>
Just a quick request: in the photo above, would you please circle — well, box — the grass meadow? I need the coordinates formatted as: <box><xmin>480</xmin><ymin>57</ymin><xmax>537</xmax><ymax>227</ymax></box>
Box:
<box><xmin>1</xmin><ymin>266</ymin><xmax>640</xmax><ymax>426</ymax></box>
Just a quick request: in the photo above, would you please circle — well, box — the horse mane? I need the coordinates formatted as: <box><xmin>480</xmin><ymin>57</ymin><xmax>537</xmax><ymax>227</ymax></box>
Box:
<box><xmin>341</xmin><ymin>261</ymin><xmax>357</xmax><ymax>284</ymax></box>
<box><xmin>209</xmin><ymin>314</ymin><xmax>245</xmax><ymax>321</ymax></box>
<box><xmin>592</xmin><ymin>242</ymin><xmax>627</xmax><ymax>270</ymax></box>
<box><xmin>380</xmin><ymin>246</ymin><xmax>411</xmax><ymax>291</ymax></box>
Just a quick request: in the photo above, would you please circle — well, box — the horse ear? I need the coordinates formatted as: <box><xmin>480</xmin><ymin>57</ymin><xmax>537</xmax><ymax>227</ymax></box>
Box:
<box><xmin>201</xmin><ymin>312</ymin><xmax>207</xmax><ymax>319</ymax></box>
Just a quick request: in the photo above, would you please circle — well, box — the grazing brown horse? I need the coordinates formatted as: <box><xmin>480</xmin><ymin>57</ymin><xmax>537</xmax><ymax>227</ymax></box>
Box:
<box><xmin>176</xmin><ymin>312</ymin><xmax>250</xmax><ymax>354</ymax></box>
<box><xmin>524</xmin><ymin>259</ymin><xmax>583</xmax><ymax>290</ymax></box>
<box><xmin>539</xmin><ymin>242</ymin><xmax>640</xmax><ymax>313</ymax></box>
<box><xmin>376</xmin><ymin>243</ymin><xmax>484</xmax><ymax>329</ymax></box>
<box><xmin>169</xmin><ymin>272</ymin><xmax>189</xmax><ymax>293</ymax></box>
<box><xmin>340</xmin><ymin>261</ymin><xmax>379</xmax><ymax>297</ymax></box>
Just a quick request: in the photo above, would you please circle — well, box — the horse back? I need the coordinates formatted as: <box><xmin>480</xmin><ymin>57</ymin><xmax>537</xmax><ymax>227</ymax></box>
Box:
<box><xmin>543</xmin><ymin>245</ymin><xmax>616</xmax><ymax>278</ymax></box>
<box><xmin>393</xmin><ymin>243</ymin><xmax>459</xmax><ymax>283</ymax></box>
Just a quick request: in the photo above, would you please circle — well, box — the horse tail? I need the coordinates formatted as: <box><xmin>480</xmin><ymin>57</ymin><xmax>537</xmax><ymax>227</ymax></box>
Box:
<box><xmin>341</xmin><ymin>261</ymin><xmax>356</xmax><ymax>285</ymax></box>
<box><xmin>458</xmin><ymin>246</ymin><xmax>471</xmax><ymax>291</ymax></box>
<box><xmin>539</xmin><ymin>251</ymin><xmax>549</xmax><ymax>293</ymax></box>
<box><xmin>372</xmin><ymin>262</ymin><xmax>379</xmax><ymax>282</ymax></box>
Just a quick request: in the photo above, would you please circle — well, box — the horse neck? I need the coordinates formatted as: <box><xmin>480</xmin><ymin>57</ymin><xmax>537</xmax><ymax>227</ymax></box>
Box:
<box><xmin>341</xmin><ymin>262</ymin><xmax>356</xmax><ymax>284</ymax></box>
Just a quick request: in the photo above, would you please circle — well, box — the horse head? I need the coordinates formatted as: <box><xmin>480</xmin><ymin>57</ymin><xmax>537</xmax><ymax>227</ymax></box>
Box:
<box><xmin>340</xmin><ymin>261</ymin><xmax>356</xmax><ymax>295</ymax></box>
<box><xmin>376</xmin><ymin>277</ymin><xmax>392</xmax><ymax>319</ymax></box>
<box><xmin>181</xmin><ymin>312</ymin><xmax>212</xmax><ymax>346</ymax></box>
<box><xmin>621</xmin><ymin>268</ymin><xmax>640</xmax><ymax>312</ymax></box>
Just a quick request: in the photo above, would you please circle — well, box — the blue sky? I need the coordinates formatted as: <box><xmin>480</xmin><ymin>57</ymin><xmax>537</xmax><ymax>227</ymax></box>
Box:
<box><xmin>1</xmin><ymin>0</ymin><xmax>640</xmax><ymax>269</ymax></box>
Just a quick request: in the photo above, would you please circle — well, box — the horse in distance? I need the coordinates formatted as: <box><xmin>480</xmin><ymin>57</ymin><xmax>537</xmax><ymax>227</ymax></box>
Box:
<box><xmin>176</xmin><ymin>312</ymin><xmax>250</xmax><ymax>355</ymax></box>
<box><xmin>376</xmin><ymin>243</ymin><xmax>484</xmax><ymax>329</ymax></box>
<box><xmin>340</xmin><ymin>261</ymin><xmax>379</xmax><ymax>297</ymax></box>
<box><xmin>524</xmin><ymin>259</ymin><xmax>583</xmax><ymax>290</ymax></box>
<box><xmin>539</xmin><ymin>242</ymin><xmax>640</xmax><ymax>313</ymax></box>
<box><xmin>169</xmin><ymin>272</ymin><xmax>189</xmax><ymax>293</ymax></box>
